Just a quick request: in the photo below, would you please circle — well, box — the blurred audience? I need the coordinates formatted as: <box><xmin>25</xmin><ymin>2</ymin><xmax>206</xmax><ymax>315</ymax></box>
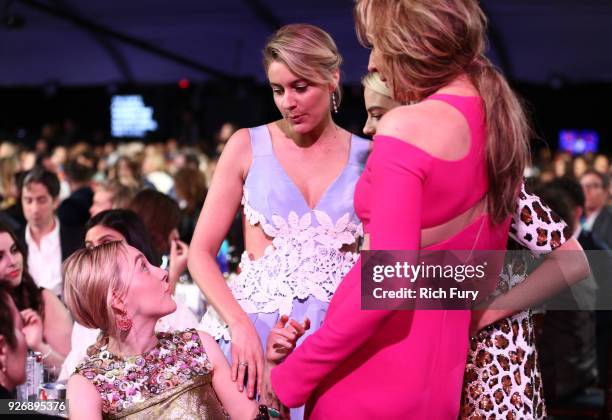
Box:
<box><xmin>129</xmin><ymin>190</ymin><xmax>188</xmax><ymax>292</ymax></box>
<box><xmin>174</xmin><ymin>167</ymin><xmax>207</xmax><ymax>244</ymax></box>
<box><xmin>580</xmin><ymin>169</ymin><xmax>612</xmax><ymax>248</ymax></box>
<box><xmin>535</xmin><ymin>179</ymin><xmax>598</xmax><ymax>403</ymax></box>
<box><xmin>57</xmin><ymin>160</ymin><xmax>94</xmax><ymax>229</ymax></box>
<box><xmin>0</xmin><ymin>285</ymin><xmax>28</xmax><ymax>398</ymax></box>
<box><xmin>142</xmin><ymin>144</ymin><xmax>174</xmax><ymax>194</ymax></box>
<box><xmin>18</xmin><ymin>167</ymin><xmax>82</xmax><ymax>296</ymax></box>
<box><xmin>89</xmin><ymin>181</ymin><xmax>137</xmax><ymax>218</ymax></box>
<box><xmin>0</xmin><ymin>221</ymin><xmax>72</xmax><ymax>370</ymax></box>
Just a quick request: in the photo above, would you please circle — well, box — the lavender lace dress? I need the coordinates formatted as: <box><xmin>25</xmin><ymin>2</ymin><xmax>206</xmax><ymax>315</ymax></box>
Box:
<box><xmin>199</xmin><ymin>124</ymin><xmax>369</xmax><ymax>419</ymax></box>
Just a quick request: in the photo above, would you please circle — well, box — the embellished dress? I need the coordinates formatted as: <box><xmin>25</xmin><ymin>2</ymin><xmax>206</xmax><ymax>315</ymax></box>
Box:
<box><xmin>73</xmin><ymin>329</ymin><xmax>227</xmax><ymax>420</ymax></box>
<box><xmin>461</xmin><ymin>184</ymin><xmax>569</xmax><ymax>419</ymax></box>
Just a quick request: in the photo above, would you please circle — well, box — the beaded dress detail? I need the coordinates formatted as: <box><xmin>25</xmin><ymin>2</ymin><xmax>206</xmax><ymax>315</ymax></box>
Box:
<box><xmin>74</xmin><ymin>328</ymin><xmax>227</xmax><ymax>419</ymax></box>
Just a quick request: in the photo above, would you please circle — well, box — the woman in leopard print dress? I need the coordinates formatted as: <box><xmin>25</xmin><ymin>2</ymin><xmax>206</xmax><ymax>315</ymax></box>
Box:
<box><xmin>461</xmin><ymin>185</ymin><xmax>574</xmax><ymax>419</ymax></box>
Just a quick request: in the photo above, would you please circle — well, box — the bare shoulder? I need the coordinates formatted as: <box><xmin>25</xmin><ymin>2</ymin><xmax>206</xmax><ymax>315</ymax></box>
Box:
<box><xmin>67</xmin><ymin>374</ymin><xmax>102</xmax><ymax>412</ymax></box>
<box><xmin>196</xmin><ymin>329</ymin><xmax>217</xmax><ymax>348</ymax></box>
<box><xmin>376</xmin><ymin>100</ymin><xmax>471</xmax><ymax>160</ymax></box>
<box><xmin>197</xmin><ymin>330</ymin><xmax>225</xmax><ymax>366</ymax></box>
<box><xmin>217</xmin><ymin>127</ymin><xmax>252</xmax><ymax>177</ymax></box>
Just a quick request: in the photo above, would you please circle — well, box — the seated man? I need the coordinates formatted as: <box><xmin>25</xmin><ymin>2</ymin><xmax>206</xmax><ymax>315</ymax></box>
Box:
<box><xmin>17</xmin><ymin>167</ymin><xmax>82</xmax><ymax>297</ymax></box>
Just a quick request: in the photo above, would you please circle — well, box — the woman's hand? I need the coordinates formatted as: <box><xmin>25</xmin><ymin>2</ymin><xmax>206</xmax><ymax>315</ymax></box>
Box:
<box><xmin>229</xmin><ymin>318</ymin><xmax>264</xmax><ymax>399</ymax></box>
<box><xmin>266</xmin><ymin>315</ymin><xmax>311</xmax><ymax>364</ymax></box>
<box><xmin>260</xmin><ymin>361</ymin><xmax>290</xmax><ymax>419</ymax></box>
<box><xmin>169</xmin><ymin>239</ymin><xmax>189</xmax><ymax>291</ymax></box>
<box><xmin>21</xmin><ymin>308</ymin><xmax>44</xmax><ymax>351</ymax></box>
<box><xmin>470</xmin><ymin>307</ymin><xmax>513</xmax><ymax>338</ymax></box>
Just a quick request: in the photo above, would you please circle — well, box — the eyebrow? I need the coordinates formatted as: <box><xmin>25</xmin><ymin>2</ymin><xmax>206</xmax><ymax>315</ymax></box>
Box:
<box><xmin>367</xmin><ymin>106</ymin><xmax>385</xmax><ymax>112</ymax></box>
<box><xmin>98</xmin><ymin>235</ymin><xmax>119</xmax><ymax>243</ymax></box>
<box><xmin>270</xmin><ymin>78</ymin><xmax>308</xmax><ymax>87</ymax></box>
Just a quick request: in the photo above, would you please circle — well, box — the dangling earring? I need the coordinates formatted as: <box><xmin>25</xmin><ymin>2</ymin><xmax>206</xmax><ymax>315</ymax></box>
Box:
<box><xmin>331</xmin><ymin>92</ymin><xmax>338</xmax><ymax>114</ymax></box>
<box><xmin>117</xmin><ymin>313</ymin><xmax>132</xmax><ymax>331</ymax></box>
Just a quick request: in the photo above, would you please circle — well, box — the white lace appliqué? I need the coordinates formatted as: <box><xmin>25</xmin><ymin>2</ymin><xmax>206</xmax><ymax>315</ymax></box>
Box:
<box><xmin>200</xmin><ymin>189</ymin><xmax>361</xmax><ymax>340</ymax></box>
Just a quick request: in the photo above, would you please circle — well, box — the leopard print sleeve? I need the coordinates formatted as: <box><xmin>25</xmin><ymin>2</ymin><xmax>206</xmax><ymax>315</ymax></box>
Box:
<box><xmin>509</xmin><ymin>182</ymin><xmax>570</xmax><ymax>254</ymax></box>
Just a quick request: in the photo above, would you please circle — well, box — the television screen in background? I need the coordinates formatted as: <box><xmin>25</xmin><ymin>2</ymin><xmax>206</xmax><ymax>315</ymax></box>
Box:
<box><xmin>559</xmin><ymin>130</ymin><xmax>599</xmax><ymax>155</ymax></box>
<box><xmin>111</xmin><ymin>95</ymin><xmax>158</xmax><ymax>138</ymax></box>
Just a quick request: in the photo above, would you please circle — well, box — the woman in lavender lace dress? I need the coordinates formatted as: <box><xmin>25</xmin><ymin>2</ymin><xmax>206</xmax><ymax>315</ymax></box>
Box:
<box><xmin>188</xmin><ymin>24</ymin><xmax>369</xmax><ymax>419</ymax></box>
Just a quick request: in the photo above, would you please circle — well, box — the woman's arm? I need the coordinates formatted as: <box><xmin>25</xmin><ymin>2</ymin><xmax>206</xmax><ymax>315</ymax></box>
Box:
<box><xmin>188</xmin><ymin>128</ymin><xmax>263</xmax><ymax>397</ymax></box>
<box><xmin>270</xmin><ymin>110</ymin><xmax>436</xmax><ymax>406</ymax></box>
<box><xmin>472</xmin><ymin>237</ymin><xmax>589</xmax><ymax>331</ymax></box>
<box><xmin>197</xmin><ymin>331</ymin><xmax>257</xmax><ymax>420</ymax></box>
<box><xmin>67</xmin><ymin>374</ymin><xmax>102</xmax><ymax>420</ymax></box>
<box><xmin>471</xmin><ymin>184</ymin><xmax>589</xmax><ymax>332</ymax></box>
<box><xmin>41</xmin><ymin>289</ymin><xmax>73</xmax><ymax>357</ymax></box>
<box><xmin>21</xmin><ymin>289</ymin><xmax>73</xmax><ymax>370</ymax></box>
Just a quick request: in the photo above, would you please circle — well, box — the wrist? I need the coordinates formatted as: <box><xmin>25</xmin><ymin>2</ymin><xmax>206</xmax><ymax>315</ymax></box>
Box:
<box><xmin>227</xmin><ymin>312</ymin><xmax>251</xmax><ymax>330</ymax></box>
<box><xmin>39</xmin><ymin>343</ymin><xmax>53</xmax><ymax>359</ymax></box>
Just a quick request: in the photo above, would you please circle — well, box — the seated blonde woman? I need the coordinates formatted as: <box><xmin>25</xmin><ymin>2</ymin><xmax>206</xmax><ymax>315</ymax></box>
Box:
<box><xmin>63</xmin><ymin>242</ymin><xmax>281</xmax><ymax>419</ymax></box>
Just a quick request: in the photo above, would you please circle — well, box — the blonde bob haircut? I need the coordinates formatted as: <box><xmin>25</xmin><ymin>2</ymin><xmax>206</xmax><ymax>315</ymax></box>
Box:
<box><xmin>361</xmin><ymin>71</ymin><xmax>392</xmax><ymax>100</ymax></box>
<box><xmin>263</xmin><ymin>23</ymin><xmax>344</xmax><ymax>107</ymax></box>
<box><xmin>354</xmin><ymin>0</ymin><xmax>530</xmax><ymax>223</ymax></box>
<box><xmin>63</xmin><ymin>241</ymin><xmax>133</xmax><ymax>336</ymax></box>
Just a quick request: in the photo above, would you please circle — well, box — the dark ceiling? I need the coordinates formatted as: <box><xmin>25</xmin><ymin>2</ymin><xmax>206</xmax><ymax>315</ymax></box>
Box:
<box><xmin>1</xmin><ymin>0</ymin><xmax>610</xmax><ymax>86</ymax></box>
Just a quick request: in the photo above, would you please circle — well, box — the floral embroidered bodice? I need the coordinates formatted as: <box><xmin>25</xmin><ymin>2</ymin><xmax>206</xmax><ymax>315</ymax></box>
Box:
<box><xmin>200</xmin><ymin>125</ymin><xmax>369</xmax><ymax>340</ymax></box>
<box><xmin>74</xmin><ymin>329</ymin><xmax>221</xmax><ymax>418</ymax></box>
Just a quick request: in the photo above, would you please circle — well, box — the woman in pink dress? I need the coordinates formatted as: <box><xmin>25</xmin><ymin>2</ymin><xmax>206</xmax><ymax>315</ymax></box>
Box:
<box><xmin>261</xmin><ymin>0</ymin><xmax>541</xmax><ymax>418</ymax></box>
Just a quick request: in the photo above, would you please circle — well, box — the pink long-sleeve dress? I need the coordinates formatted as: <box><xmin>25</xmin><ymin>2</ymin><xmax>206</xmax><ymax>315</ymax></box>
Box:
<box><xmin>271</xmin><ymin>94</ymin><xmax>513</xmax><ymax>419</ymax></box>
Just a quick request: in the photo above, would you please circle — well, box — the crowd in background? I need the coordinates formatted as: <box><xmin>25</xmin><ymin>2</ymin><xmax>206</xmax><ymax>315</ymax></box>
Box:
<box><xmin>0</xmin><ymin>118</ymin><xmax>611</xmax><ymax>415</ymax></box>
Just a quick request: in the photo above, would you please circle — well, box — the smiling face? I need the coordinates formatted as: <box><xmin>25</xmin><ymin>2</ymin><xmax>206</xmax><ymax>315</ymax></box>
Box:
<box><xmin>362</xmin><ymin>85</ymin><xmax>399</xmax><ymax>136</ymax></box>
<box><xmin>0</xmin><ymin>232</ymin><xmax>24</xmax><ymax>288</ymax></box>
<box><xmin>267</xmin><ymin>61</ymin><xmax>335</xmax><ymax>134</ymax></box>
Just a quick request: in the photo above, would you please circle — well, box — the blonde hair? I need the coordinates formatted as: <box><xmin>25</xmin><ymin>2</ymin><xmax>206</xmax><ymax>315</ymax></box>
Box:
<box><xmin>63</xmin><ymin>241</ymin><xmax>132</xmax><ymax>335</ymax></box>
<box><xmin>355</xmin><ymin>0</ymin><xmax>530</xmax><ymax>223</ymax></box>
<box><xmin>361</xmin><ymin>71</ymin><xmax>392</xmax><ymax>99</ymax></box>
<box><xmin>263</xmin><ymin>23</ymin><xmax>343</xmax><ymax>106</ymax></box>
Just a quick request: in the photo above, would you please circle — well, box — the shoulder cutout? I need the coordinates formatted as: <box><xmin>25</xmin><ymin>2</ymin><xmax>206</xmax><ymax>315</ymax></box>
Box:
<box><xmin>376</xmin><ymin>101</ymin><xmax>471</xmax><ymax>161</ymax></box>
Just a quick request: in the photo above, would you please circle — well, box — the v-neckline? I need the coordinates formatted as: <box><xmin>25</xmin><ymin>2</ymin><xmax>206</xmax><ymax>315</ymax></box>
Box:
<box><xmin>264</xmin><ymin>124</ymin><xmax>353</xmax><ymax>212</ymax></box>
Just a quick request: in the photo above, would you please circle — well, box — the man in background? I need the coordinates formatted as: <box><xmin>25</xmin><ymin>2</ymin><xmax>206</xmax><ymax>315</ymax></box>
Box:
<box><xmin>18</xmin><ymin>167</ymin><xmax>82</xmax><ymax>297</ymax></box>
<box><xmin>581</xmin><ymin>169</ymin><xmax>612</xmax><ymax>248</ymax></box>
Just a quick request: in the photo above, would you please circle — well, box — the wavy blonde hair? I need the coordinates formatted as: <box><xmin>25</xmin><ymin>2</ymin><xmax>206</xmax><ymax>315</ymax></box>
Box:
<box><xmin>263</xmin><ymin>23</ymin><xmax>343</xmax><ymax>107</ymax></box>
<box><xmin>355</xmin><ymin>0</ymin><xmax>530</xmax><ymax>223</ymax></box>
<box><xmin>63</xmin><ymin>241</ymin><xmax>133</xmax><ymax>336</ymax></box>
<box><xmin>361</xmin><ymin>71</ymin><xmax>392</xmax><ymax>99</ymax></box>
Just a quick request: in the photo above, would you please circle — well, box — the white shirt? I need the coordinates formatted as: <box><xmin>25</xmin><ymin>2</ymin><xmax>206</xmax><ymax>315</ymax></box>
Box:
<box><xmin>58</xmin><ymin>301</ymin><xmax>199</xmax><ymax>381</ymax></box>
<box><xmin>25</xmin><ymin>218</ymin><xmax>63</xmax><ymax>297</ymax></box>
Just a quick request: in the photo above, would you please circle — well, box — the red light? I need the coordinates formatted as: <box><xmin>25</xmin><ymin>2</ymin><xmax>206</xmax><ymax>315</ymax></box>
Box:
<box><xmin>178</xmin><ymin>79</ymin><xmax>190</xmax><ymax>89</ymax></box>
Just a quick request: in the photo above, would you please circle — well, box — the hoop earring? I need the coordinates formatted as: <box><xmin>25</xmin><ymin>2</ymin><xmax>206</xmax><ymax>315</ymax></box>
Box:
<box><xmin>331</xmin><ymin>92</ymin><xmax>338</xmax><ymax>114</ymax></box>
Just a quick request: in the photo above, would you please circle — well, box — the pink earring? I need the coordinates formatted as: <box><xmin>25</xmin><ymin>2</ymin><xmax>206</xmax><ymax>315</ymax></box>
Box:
<box><xmin>117</xmin><ymin>314</ymin><xmax>133</xmax><ymax>331</ymax></box>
